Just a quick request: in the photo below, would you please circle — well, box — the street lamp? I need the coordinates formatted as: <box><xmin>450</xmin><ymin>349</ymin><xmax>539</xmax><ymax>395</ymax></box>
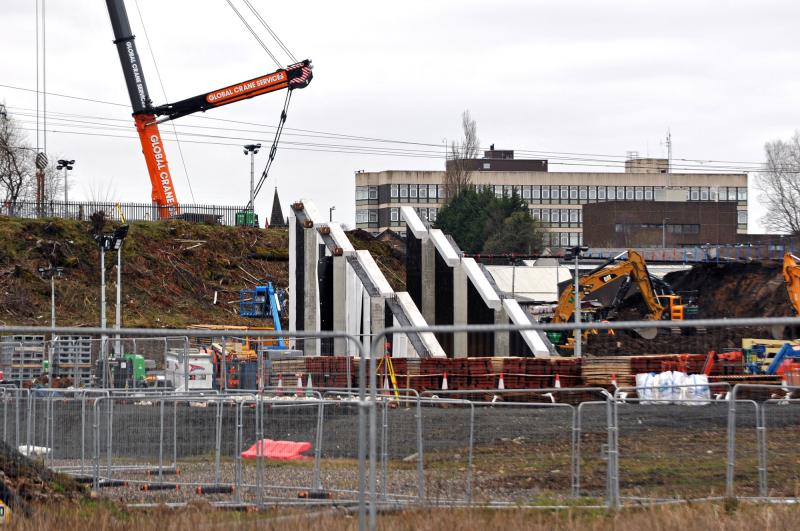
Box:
<box><xmin>565</xmin><ymin>245</ymin><xmax>589</xmax><ymax>358</ymax></box>
<box><xmin>243</xmin><ymin>144</ymin><xmax>261</xmax><ymax>226</ymax></box>
<box><xmin>56</xmin><ymin>159</ymin><xmax>75</xmax><ymax>204</ymax></box>
<box><xmin>38</xmin><ymin>264</ymin><xmax>64</xmax><ymax>377</ymax></box>
<box><xmin>94</xmin><ymin>224</ymin><xmax>129</xmax><ymax>387</ymax></box>
<box><xmin>329</xmin><ymin>205</ymin><xmax>336</xmax><ymax>222</ymax></box>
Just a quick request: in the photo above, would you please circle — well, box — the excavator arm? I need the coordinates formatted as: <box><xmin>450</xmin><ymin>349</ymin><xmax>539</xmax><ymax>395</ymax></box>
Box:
<box><xmin>552</xmin><ymin>249</ymin><xmax>664</xmax><ymax>324</ymax></box>
<box><xmin>783</xmin><ymin>252</ymin><xmax>800</xmax><ymax>316</ymax></box>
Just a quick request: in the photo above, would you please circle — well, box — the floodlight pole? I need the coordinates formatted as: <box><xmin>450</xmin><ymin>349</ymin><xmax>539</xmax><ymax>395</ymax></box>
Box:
<box><xmin>100</xmin><ymin>245</ymin><xmax>107</xmax><ymax>387</ymax></box>
<box><xmin>115</xmin><ymin>241</ymin><xmax>122</xmax><ymax>357</ymax></box>
<box><xmin>573</xmin><ymin>251</ymin><xmax>581</xmax><ymax>359</ymax></box>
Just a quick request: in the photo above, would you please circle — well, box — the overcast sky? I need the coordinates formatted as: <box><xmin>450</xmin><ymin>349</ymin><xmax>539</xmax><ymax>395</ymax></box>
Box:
<box><xmin>3</xmin><ymin>0</ymin><xmax>800</xmax><ymax>231</ymax></box>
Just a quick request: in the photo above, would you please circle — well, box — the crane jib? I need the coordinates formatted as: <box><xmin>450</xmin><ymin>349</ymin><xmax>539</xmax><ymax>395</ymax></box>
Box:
<box><xmin>206</xmin><ymin>72</ymin><xmax>288</xmax><ymax>104</ymax></box>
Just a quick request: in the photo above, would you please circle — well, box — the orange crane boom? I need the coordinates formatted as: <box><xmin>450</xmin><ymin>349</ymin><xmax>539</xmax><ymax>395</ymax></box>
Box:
<box><xmin>105</xmin><ymin>0</ymin><xmax>312</xmax><ymax>218</ymax></box>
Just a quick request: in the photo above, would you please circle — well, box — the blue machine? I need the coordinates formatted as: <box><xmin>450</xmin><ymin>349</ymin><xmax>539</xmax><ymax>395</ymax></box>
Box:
<box><xmin>766</xmin><ymin>343</ymin><xmax>800</xmax><ymax>375</ymax></box>
<box><xmin>239</xmin><ymin>282</ymin><xmax>287</xmax><ymax>348</ymax></box>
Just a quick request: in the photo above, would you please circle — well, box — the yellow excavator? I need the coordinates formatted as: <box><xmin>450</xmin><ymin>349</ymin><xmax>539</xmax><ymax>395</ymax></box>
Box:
<box><xmin>774</xmin><ymin>252</ymin><xmax>800</xmax><ymax>339</ymax></box>
<box><xmin>550</xmin><ymin>249</ymin><xmax>688</xmax><ymax>344</ymax></box>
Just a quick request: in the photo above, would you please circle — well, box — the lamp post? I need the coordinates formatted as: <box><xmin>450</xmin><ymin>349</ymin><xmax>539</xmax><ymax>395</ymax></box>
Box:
<box><xmin>38</xmin><ymin>264</ymin><xmax>64</xmax><ymax>377</ymax></box>
<box><xmin>329</xmin><ymin>205</ymin><xmax>336</xmax><ymax>222</ymax></box>
<box><xmin>56</xmin><ymin>159</ymin><xmax>75</xmax><ymax>205</ymax></box>
<box><xmin>95</xmin><ymin>224</ymin><xmax>129</xmax><ymax>387</ymax></box>
<box><xmin>566</xmin><ymin>246</ymin><xmax>589</xmax><ymax>358</ymax></box>
<box><xmin>243</xmin><ymin>144</ymin><xmax>261</xmax><ymax>226</ymax></box>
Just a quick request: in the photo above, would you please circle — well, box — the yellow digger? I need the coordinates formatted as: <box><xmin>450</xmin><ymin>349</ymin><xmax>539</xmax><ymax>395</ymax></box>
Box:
<box><xmin>549</xmin><ymin>249</ymin><xmax>689</xmax><ymax>346</ymax></box>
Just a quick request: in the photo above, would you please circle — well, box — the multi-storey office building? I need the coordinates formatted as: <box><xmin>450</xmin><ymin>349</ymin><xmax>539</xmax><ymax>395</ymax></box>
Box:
<box><xmin>354</xmin><ymin>152</ymin><xmax>748</xmax><ymax>247</ymax></box>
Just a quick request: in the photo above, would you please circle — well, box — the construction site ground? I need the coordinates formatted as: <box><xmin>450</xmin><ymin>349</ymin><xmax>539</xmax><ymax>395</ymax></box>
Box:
<box><xmin>38</xmin><ymin>400</ymin><xmax>800</xmax><ymax>505</ymax></box>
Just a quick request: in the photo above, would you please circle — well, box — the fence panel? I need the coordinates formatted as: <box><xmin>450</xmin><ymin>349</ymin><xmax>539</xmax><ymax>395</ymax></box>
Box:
<box><xmin>615</xmin><ymin>397</ymin><xmax>739</xmax><ymax>503</ymax></box>
<box><xmin>762</xmin><ymin>397</ymin><xmax>800</xmax><ymax>498</ymax></box>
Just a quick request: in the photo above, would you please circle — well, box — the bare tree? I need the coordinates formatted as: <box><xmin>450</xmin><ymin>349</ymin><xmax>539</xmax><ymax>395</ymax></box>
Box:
<box><xmin>759</xmin><ymin>131</ymin><xmax>800</xmax><ymax>234</ymax></box>
<box><xmin>444</xmin><ymin>110</ymin><xmax>480</xmax><ymax>202</ymax></box>
<box><xmin>0</xmin><ymin>106</ymin><xmax>35</xmax><ymax>210</ymax></box>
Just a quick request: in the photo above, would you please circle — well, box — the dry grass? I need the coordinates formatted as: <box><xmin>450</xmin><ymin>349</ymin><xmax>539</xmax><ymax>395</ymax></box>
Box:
<box><xmin>7</xmin><ymin>501</ymin><xmax>800</xmax><ymax>530</ymax></box>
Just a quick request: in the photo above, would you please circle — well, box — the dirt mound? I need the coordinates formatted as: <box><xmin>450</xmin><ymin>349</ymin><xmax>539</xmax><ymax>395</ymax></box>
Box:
<box><xmin>664</xmin><ymin>261</ymin><xmax>790</xmax><ymax>318</ymax></box>
<box><xmin>0</xmin><ymin>218</ymin><xmax>406</xmax><ymax>328</ymax></box>
<box><xmin>0</xmin><ymin>441</ymin><xmax>85</xmax><ymax>515</ymax></box>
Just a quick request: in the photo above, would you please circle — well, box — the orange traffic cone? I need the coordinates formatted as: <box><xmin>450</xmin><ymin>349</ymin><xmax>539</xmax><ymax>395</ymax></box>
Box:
<box><xmin>498</xmin><ymin>373</ymin><xmax>505</xmax><ymax>390</ymax></box>
<box><xmin>442</xmin><ymin>371</ymin><xmax>449</xmax><ymax>391</ymax></box>
<box><xmin>277</xmin><ymin>374</ymin><xmax>284</xmax><ymax>396</ymax></box>
<box><xmin>611</xmin><ymin>374</ymin><xmax>618</xmax><ymax>389</ymax></box>
<box><xmin>296</xmin><ymin>373</ymin><xmax>303</xmax><ymax>397</ymax></box>
<box><xmin>554</xmin><ymin>374</ymin><xmax>561</xmax><ymax>389</ymax></box>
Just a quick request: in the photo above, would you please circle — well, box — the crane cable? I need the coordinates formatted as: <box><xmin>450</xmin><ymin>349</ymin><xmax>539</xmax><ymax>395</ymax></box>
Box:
<box><xmin>241</xmin><ymin>0</ymin><xmax>298</xmax><ymax>63</ymax></box>
<box><xmin>224</xmin><ymin>0</ymin><xmax>282</xmax><ymax>68</ymax></box>
<box><xmin>249</xmin><ymin>89</ymin><xmax>292</xmax><ymax>207</ymax></box>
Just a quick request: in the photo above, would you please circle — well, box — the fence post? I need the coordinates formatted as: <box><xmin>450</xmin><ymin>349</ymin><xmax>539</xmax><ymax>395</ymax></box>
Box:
<box><xmin>605</xmin><ymin>397</ymin><xmax>619</xmax><ymax>509</ymax></box>
<box><xmin>214</xmin><ymin>399</ymin><xmax>223</xmax><ymax>485</ymax></box>
<box><xmin>313</xmin><ymin>399</ymin><xmax>324</xmax><ymax>492</ymax></box>
<box><xmin>158</xmin><ymin>398</ymin><xmax>165</xmax><ymax>483</ymax></box>
<box><xmin>466</xmin><ymin>401</ymin><xmax>475</xmax><ymax>504</ymax></box>
<box><xmin>415</xmin><ymin>394</ymin><xmax>425</xmax><ymax>503</ymax></box>
<box><xmin>725</xmin><ymin>386</ymin><xmax>738</xmax><ymax>498</ymax></box>
<box><xmin>757</xmin><ymin>403</ymin><xmax>767</xmax><ymax>497</ymax></box>
<box><xmin>572</xmin><ymin>404</ymin><xmax>581</xmax><ymax>497</ymax></box>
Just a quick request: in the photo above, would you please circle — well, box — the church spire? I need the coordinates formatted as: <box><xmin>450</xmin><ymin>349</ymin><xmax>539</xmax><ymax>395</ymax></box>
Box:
<box><xmin>269</xmin><ymin>187</ymin><xmax>287</xmax><ymax>227</ymax></box>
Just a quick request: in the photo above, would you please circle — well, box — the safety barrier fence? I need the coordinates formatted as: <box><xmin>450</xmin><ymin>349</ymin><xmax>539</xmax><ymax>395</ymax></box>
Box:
<box><xmin>1</xmin><ymin>317</ymin><xmax>800</xmax><ymax>530</ymax></box>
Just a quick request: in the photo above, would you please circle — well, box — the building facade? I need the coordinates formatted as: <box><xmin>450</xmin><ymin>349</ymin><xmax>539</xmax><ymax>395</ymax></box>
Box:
<box><xmin>355</xmin><ymin>153</ymin><xmax>748</xmax><ymax>248</ymax></box>
<box><xmin>582</xmin><ymin>200</ymin><xmax>739</xmax><ymax>247</ymax></box>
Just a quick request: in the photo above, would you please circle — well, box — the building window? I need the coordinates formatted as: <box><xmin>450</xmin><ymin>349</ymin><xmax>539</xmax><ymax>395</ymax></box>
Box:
<box><xmin>738</xmin><ymin>210</ymin><xmax>747</xmax><ymax>224</ymax></box>
<box><xmin>710</xmin><ymin>187</ymin><xmax>718</xmax><ymax>201</ymax></box>
<box><xmin>542</xmin><ymin>209</ymin><xmax>551</xmax><ymax>223</ymax></box>
<box><xmin>530</xmin><ymin>208</ymin><xmax>541</xmax><ymax>220</ymax></box>
<box><xmin>700</xmin><ymin>187</ymin><xmax>709</xmax><ymax>201</ymax></box>
<box><xmin>739</xmin><ymin>189</ymin><xmax>751</xmax><ymax>202</ymax></box>
<box><xmin>494</xmin><ymin>185</ymin><xmax>503</xmax><ymax>198</ymax></box>
<box><xmin>607</xmin><ymin>187</ymin><xmax>615</xmax><ymax>200</ymax></box>
<box><xmin>598</xmin><ymin>187</ymin><xmax>606</xmax><ymax>200</ymax></box>
<box><xmin>390</xmin><ymin>208</ymin><xmax>399</xmax><ymax>222</ymax></box>
<box><xmin>390</xmin><ymin>185</ymin><xmax>398</xmax><ymax>198</ymax></box>
<box><xmin>522</xmin><ymin>186</ymin><xmax>531</xmax><ymax>200</ymax></box>
<box><xmin>429</xmin><ymin>185</ymin><xmax>438</xmax><ymax>199</ymax></box>
<box><xmin>357</xmin><ymin>210</ymin><xmax>368</xmax><ymax>223</ymax></box>
<box><xmin>569</xmin><ymin>209</ymin><xmax>578</xmax><ymax>223</ymax></box>
<box><xmin>560</xmin><ymin>210</ymin><xmax>569</xmax><ymax>223</ymax></box>
<box><xmin>645</xmin><ymin>187</ymin><xmax>653</xmax><ymax>200</ymax></box>
<box><xmin>419</xmin><ymin>185</ymin><xmax>427</xmax><ymax>199</ymax></box>
<box><xmin>617</xmin><ymin>186</ymin><xmax>625</xmax><ymax>200</ymax></box>
<box><xmin>569</xmin><ymin>233</ymin><xmax>579</xmax><ymax>246</ymax></box>
<box><xmin>570</xmin><ymin>186</ymin><xmax>578</xmax><ymax>200</ymax></box>
<box><xmin>483</xmin><ymin>162</ymin><xmax>491</xmax><ymax>170</ymax></box>
<box><xmin>532</xmin><ymin>186</ymin><xmax>541</xmax><ymax>200</ymax></box>
<box><xmin>368</xmin><ymin>210</ymin><xmax>378</xmax><ymax>223</ymax></box>
<box><xmin>579</xmin><ymin>186</ymin><xmax>588</xmax><ymax>201</ymax></box>
<box><xmin>625</xmin><ymin>187</ymin><xmax>634</xmax><ymax>200</ymax></box>
<box><xmin>635</xmin><ymin>187</ymin><xmax>643</xmax><ymax>200</ymax></box>
<box><xmin>356</xmin><ymin>186</ymin><xmax>368</xmax><ymax>201</ymax></box>
<box><xmin>560</xmin><ymin>186</ymin><xmax>569</xmax><ymax>200</ymax></box>
<box><xmin>690</xmin><ymin>188</ymin><xmax>699</xmax><ymax>201</ymax></box>
<box><xmin>615</xmin><ymin>223</ymin><xmax>624</xmax><ymax>233</ymax></box>
<box><xmin>541</xmin><ymin>187</ymin><xmax>550</xmax><ymax>200</ymax></box>
<box><xmin>400</xmin><ymin>185</ymin><xmax>408</xmax><ymax>198</ymax></box>
<box><xmin>429</xmin><ymin>208</ymin><xmax>437</xmax><ymax>222</ymax></box>
<box><xmin>368</xmin><ymin>186</ymin><xmax>378</xmax><ymax>200</ymax></box>
<box><xmin>409</xmin><ymin>185</ymin><xmax>418</xmax><ymax>199</ymax></box>
<box><xmin>560</xmin><ymin>233</ymin><xmax>569</xmax><ymax>247</ymax></box>
<box><xmin>588</xmin><ymin>187</ymin><xmax>597</xmax><ymax>200</ymax></box>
